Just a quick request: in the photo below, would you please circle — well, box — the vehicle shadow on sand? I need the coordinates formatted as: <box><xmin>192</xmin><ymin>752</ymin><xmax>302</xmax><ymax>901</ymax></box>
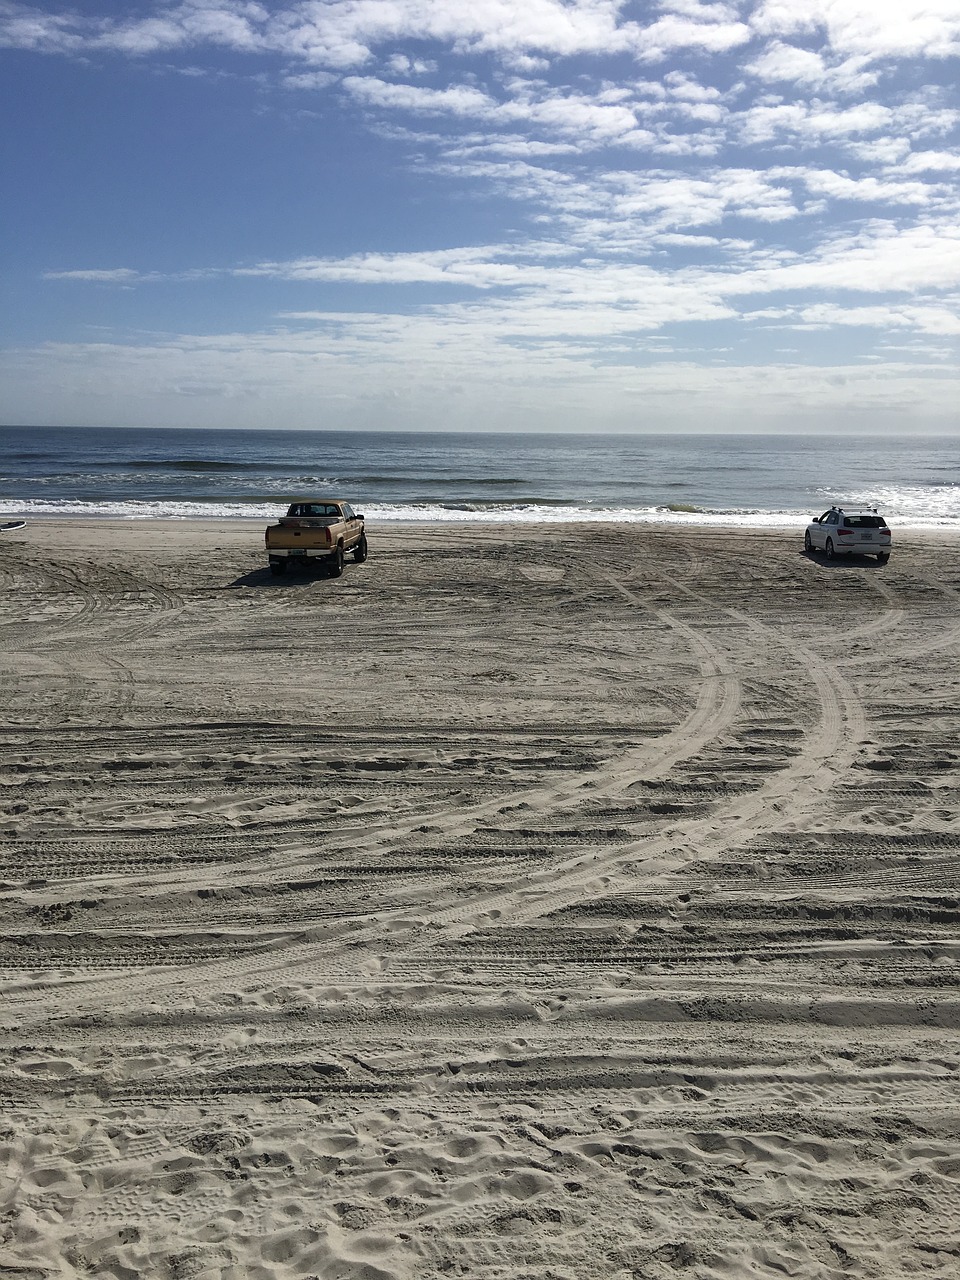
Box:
<box><xmin>229</xmin><ymin>565</ymin><xmax>348</xmax><ymax>588</ymax></box>
<box><xmin>800</xmin><ymin>550</ymin><xmax>889</xmax><ymax>569</ymax></box>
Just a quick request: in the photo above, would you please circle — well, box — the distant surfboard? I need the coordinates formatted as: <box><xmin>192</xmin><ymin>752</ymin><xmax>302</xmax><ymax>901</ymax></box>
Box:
<box><xmin>0</xmin><ymin>521</ymin><xmax>26</xmax><ymax>532</ymax></box>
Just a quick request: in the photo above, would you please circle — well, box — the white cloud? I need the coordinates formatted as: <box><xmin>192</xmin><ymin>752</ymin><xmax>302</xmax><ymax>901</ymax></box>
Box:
<box><xmin>501</xmin><ymin>52</ymin><xmax>551</xmax><ymax>73</ymax></box>
<box><xmin>746</xmin><ymin>40</ymin><xmax>829</xmax><ymax>84</ymax></box>
<box><xmin>727</xmin><ymin>221</ymin><xmax>960</xmax><ymax>296</ymax></box>
<box><xmin>848</xmin><ymin>137</ymin><xmax>912</xmax><ymax>164</ymax></box>
<box><xmin>655</xmin><ymin>233</ymin><xmax>722</xmax><ymax>246</ymax></box>
<box><xmin>384</xmin><ymin>53</ymin><xmax>436</xmax><ymax>75</ymax></box>
<box><xmin>776</xmin><ymin>165</ymin><xmax>947</xmax><ymax>207</ymax></box>
<box><xmin>42</xmin><ymin>267</ymin><xmax>145</xmax><ymax>283</ymax></box>
<box><xmin>752</xmin><ymin>1</ymin><xmax>960</xmax><ymax>62</ymax></box>
<box><xmin>237</xmin><ymin>245</ymin><xmax>529</xmax><ymax>287</ymax></box>
<box><xmin>796</xmin><ymin>301</ymin><xmax>960</xmax><ymax>334</ymax></box>
<box><xmin>737</xmin><ymin>99</ymin><xmax>893</xmax><ymax>144</ymax></box>
<box><xmin>444</xmin><ymin>134</ymin><xmax>581</xmax><ymax>159</ymax></box>
<box><xmin>634</xmin><ymin>11</ymin><xmax>751</xmax><ymax>61</ymax></box>
<box><xmin>898</xmin><ymin>148</ymin><xmax>960</xmax><ymax>171</ymax></box>
<box><xmin>342</xmin><ymin>76</ymin><xmax>657</xmax><ymax>148</ymax></box>
<box><xmin>602</xmin><ymin>168</ymin><xmax>799</xmax><ymax>228</ymax></box>
<box><xmin>744</xmin><ymin>40</ymin><xmax>878</xmax><ymax>92</ymax></box>
<box><xmin>0</xmin><ymin>2</ymin><xmax>84</xmax><ymax>53</ymax></box>
<box><xmin>343</xmin><ymin>77</ymin><xmax>495</xmax><ymax>117</ymax></box>
<box><xmin>0</xmin><ymin>0</ymin><xmax>751</xmax><ymax>75</ymax></box>
<box><xmin>198</xmin><ymin>218</ymin><xmax>960</xmax><ymax>328</ymax></box>
<box><xmin>5</xmin><ymin>0</ymin><xmax>960</xmax><ymax>76</ymax></box>
<box><xmin>281</xmin><ymin>68</ymin><xmax>337</xmax><ymax>90</ymax></box>
<box><xmin>662</xmin><ymin>69</ymin><xmax>724</xmax><ymax>102</ymax></box>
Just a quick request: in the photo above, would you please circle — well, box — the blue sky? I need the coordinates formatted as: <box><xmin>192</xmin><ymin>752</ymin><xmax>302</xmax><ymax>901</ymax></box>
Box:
<box><xmin>2</xmin><ymin>0</ymin><xmax>960</xmax><ymax>433</ymax></box>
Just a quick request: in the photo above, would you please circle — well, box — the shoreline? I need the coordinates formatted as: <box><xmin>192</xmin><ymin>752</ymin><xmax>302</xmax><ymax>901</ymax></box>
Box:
<box><xmin>4</xmin><ymin>512</ymin><xmax>960</xmax><ymax>534</ymax></box>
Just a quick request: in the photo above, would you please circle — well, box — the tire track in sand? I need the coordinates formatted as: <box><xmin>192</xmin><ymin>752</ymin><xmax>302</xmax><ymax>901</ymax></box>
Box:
<box><xmin>0</xmin><ymin>555</ymin><xmax>183</xmax><ymax>724</ymax></box>
<box><xmin>0</xmin><ymin>555</ymin><xmax>747</xmax><ymax>1017</ymax></box>
<box><xmin>160</xmin><ymin>550</ymin><xmax>744</xmax><ymax>877</ymax></box>
<box><xmin>392</xmin><ymin>572</ymin><xmax>863</xmax><ymax>937</ymax></box>
<box><xmin>31</xmin><ymin>594</ymin><xmax>748</xmax><ymax>1006</ymax></box>
<box><xmin>0</xmin><ymin>541</ymin><xmax>858</xmax><ymax>1011</ymax></box>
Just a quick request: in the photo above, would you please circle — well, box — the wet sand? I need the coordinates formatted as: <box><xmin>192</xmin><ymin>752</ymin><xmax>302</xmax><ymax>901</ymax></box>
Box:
<box><xmin>2</xmin><ymin>518</ymin><xmax>959</xmax><ymax>1278</ymax></box>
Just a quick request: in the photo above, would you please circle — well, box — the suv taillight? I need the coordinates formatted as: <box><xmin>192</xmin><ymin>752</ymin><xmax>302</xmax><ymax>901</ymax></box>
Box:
<box><xmin>880</xmin><ymin>528</ymin><xmax>891</xmax><ymax>536</ymax></box>
<box><xmin>838</xmin><ymin>527</ymin><xmax>854</xmax><ymax>535</ymax></box>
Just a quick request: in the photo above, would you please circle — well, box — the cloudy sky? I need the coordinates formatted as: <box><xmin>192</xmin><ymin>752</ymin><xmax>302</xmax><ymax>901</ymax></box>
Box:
<box><xmin>2</xmin><ymin>0</ymin><xmax>960</xmax><ymax>434</ymax></box>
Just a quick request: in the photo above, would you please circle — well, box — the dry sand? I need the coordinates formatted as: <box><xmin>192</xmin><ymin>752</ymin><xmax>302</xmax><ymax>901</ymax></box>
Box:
<box><xmin>1</xmin><ymin>517</ymin><xmax>959</xmax><ymax>1279</ymax></box>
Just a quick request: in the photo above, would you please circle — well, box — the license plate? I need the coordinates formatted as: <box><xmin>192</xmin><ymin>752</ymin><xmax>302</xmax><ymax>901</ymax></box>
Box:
<box><xmin>289</xmin><ymin>549</ymin><xmax>306</xmax><ymax>556</ymax></box>
<box><xmin>862</xmin><ymin>532</ymin><xmax>873</xmax><ymax>540</ymax></box>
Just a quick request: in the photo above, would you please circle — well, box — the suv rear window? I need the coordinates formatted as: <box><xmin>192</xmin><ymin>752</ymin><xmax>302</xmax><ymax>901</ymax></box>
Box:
<box><xmin>842</xmin><ymin>514</ymin><xmax>887</xmax><ymax>528</ymax></box>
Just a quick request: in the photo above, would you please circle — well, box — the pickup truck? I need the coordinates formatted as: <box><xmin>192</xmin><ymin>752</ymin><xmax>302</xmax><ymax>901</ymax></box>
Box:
<box><xmin>265</xmin><ymin>501</ymin><xmax>368</xmax><ymax>577</ymax></box>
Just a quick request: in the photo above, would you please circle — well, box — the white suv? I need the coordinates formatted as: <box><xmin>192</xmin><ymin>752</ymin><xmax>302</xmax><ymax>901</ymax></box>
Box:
<box><xmin>804</xmin><ymin>506</ymin><xmax>891</xmax><ymax>563</ymax></box>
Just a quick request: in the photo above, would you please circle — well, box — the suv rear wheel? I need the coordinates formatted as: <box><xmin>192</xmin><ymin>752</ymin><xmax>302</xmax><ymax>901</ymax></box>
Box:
<box><xmin>825</xmin><ymin>537</ymin><xmax>835</xmax><ymax>560</ymax></box>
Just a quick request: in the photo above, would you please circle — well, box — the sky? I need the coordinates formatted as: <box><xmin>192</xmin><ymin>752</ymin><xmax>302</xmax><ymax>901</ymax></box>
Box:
<box><xmin>2</xmin><ymin>0</ymin><xmax>960</xmax><ymax>435</ymax></box>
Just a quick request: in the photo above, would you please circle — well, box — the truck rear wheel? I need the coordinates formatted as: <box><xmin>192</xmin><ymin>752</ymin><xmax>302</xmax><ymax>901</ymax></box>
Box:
<box><xmin>270</xmin><ymin>560</ymin><xmax>287</xmax><ymax>576</ymax></box>
<box><xmin>328</xmin><ymin>545</ymin><xmax>345</xmax><ymax>578</ymax></box>
<box><xmin>353</xmin><ymin>533</ymin><xmax>368</xmax><ymax>564</ymax></box>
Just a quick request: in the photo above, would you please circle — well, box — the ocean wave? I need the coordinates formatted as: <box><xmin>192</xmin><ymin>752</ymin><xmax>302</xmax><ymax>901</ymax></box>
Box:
<box><xmin>352</xmin><ymin>474</ymin><xmax>530</xmax><ymax>487</ymax></box>
<box><xmin>4</xmin><ymin>496</ymin><xmax>960</xmax><ymax>528</ymax></box>
<box><xmin>820</xmin><ymin>483</ymin><xmax>960</xmax><ymax>520</ymax></box>
<box><xmin>123</xmin><ymin>459</ymin><xmax>333</xmax><ymax>474</ymax></box>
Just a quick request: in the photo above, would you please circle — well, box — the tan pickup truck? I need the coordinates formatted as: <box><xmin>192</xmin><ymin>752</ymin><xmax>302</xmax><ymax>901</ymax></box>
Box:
<box><xmin>265</xmin><ymin>501</ymin><xmax>368</xmax><ymax>577</ymax></box>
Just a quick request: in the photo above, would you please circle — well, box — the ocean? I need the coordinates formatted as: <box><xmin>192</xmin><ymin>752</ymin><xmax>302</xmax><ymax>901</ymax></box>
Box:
<box><xmin>2</xmin><ymin>425</ymin><xmax>959</xmax><ymax>528</ymax></box>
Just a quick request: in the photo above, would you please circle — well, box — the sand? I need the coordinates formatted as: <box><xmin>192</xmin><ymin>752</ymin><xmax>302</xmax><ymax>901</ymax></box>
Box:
<box><xmin>1</xmin><ymin>517</ymin><xmax>959</xmax><ymax>1279</ymax></box>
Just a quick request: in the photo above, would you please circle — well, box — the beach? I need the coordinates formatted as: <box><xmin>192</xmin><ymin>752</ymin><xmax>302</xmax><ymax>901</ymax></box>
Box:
<box><xmin>2</xmin><ymin>516</ymin><xmax>959</xmax><ymax>1278</ymax></box>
